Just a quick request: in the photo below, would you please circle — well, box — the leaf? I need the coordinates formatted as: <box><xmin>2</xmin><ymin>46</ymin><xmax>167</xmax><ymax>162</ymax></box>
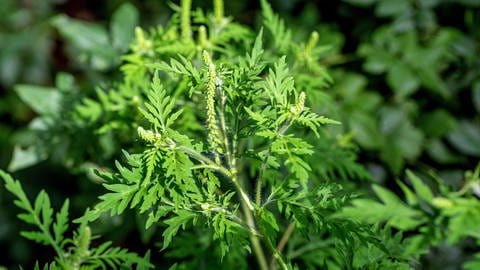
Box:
<box><xmin>51</xmin><ymin>15</ymin><xmax>118</xmax><ymax>70</ymax></box>
<box><xmin>448</xmin><ymin>121</ymin><xmax>480</xmax><ymax>157</ymax></box>
<box><xmin>380</xmin><ymin>108</ymin><xmax>424</xmax><ymax>173</ymax></box>
<box><xmin>53</xmin><ymin>199</ymin><xmax>70</xmax><ymax>245</ymax></box>
<box><xmin>375</xmin><ymin>0</ymin><xmax>411</xmax><ymax>17</ymax></box>
<box><xmin>244</xmin><ymin>106</ymin><xmax>267</xmax><ymax>123</ymax></box>
<box><xmin>418</xmin><ymin>109</ymin><xmax>457</xmax><ymax>138</ymax></box>
<box><xmin>8</xmin><ymin>145</ymin><xmax>48</xmax><ymax>172</ymax></box>
<box><xmin>258</xmin><ymin>208</ymin><xmax>279</xmax><ymax>242</ymax></box>
<box><xmin>349</xmin><ymin>113</ymin><xmax>383</xmax><ymax>149</ymax></box>
<box><xmin>261</xmin><ymin>56</ymin><xmax>295</xmax><ymax>105</ymax></box>
<box><xmin>295</xmin><ymin>111</ymin><xmax>340</xmax><ymax>137</ymax></box>
<box><xmin>336</xmin><ymin>184</ymin><xmax>425</xmax><ymax>230</ymax></box>
<box><xmin>247</xmin><ymin>28</ymin><xmax>265</xmax><ymax>68</ymax></box>
<box><xmin>111</xmin><ymin>3</ymin><xmax>139</xmax><ymax>52</ymax></box>
<box><xmin>20</xmin><ymin>231</ymin><xmax>50</xmax><ymax>245</ymax></box>
<box><xmin>1</xmin><ymin>170</ymin><xmax>32</xmax><ymax>212</ymax></box>
<box><xmin>342</xmin><ymin>0</ymin><xmax>376</xmax><ymax>6</ymax></box>
<box><xmin>416</xmin><ymin>67</ymin><xmax>449</xmax><ymax>98</ymax></box>
<box><xmin>406</xmin><ymin>170</ymin><xmax>434</xmax><ymax>202</ymax></box>
<box><xmin>51</xmin><ymin>15</ymin><xmax>109</xmax><ymax>49</ymax></box>
<box><xmin>464</xmin><ymin>253</ymin><xmax>480</xmax><ymax>270</ymax></box>
<box><xmin>139</xmin><ymin>75</ymin><xmax>180</xmax><ymax>132</ymax></box>
<box><xmin>387</xmin><ymin>62</ymin><xmax>419</xmax><ymax>99</ymax></box>
<box><xmin>87</xmin><ymin>241</ymin><xmax>154</xmax><ymax>269</ymax></box>
<box><xmin>473</xmin><ymin>80</ymin><xmax>480</xmax><ymax>113</ymax></box>
<box><xmin>260</xmin><ymin>0</ymin><xmax>292</xmax><ymax>53</ymax></box>
<box><xmin>162</xmin><ymin>210</ymin><xmax>197</xmax><ymax>250</ymax></box>
<box><xmin>15</xmin><ymin>85</ymin><xmax>61</xmax><ymax>114</ymax></box>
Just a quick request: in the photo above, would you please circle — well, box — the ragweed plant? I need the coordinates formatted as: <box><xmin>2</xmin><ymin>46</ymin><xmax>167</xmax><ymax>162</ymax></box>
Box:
<box><xmin>0</xmin><ymin>170</ymin><xmax>153</xmax><ymax>269</ymax></box>
<box><xmin>2</xmin><ymin>0</ymin><xmax>421</xmax><ymax>269</ymax></box>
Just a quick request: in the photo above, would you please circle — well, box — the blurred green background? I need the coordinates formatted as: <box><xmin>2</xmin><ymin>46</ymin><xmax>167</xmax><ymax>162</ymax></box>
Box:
<box><xmin>0</xmin><ymin>0</ymin><xmax>479</xmax><ymax>268</ymax></box>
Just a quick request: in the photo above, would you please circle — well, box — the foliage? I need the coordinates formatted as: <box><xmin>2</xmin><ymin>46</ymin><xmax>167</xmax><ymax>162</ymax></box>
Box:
<box><xmin>337</xmin><ymin>163</ymin><xmax>480</xmax><ymax>269</ymax></box>
<box><xmin>1</xmin><ymin>0</ymin><xmax>480</xmax><ymax>269</ymax></box>
<box><xmin>0</xmin><ymin>170</ymin><xmax>152</xmax><ymax>269</ymax></box>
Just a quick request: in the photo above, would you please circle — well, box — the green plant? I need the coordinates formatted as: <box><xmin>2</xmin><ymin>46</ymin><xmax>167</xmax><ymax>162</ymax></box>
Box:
<box><xmin>0</xmin><ymin>170</ymin><xmax>152</xmax><ymax>269</ymax></box>
<box><xmin>337</xmin><ymin>162</ymin><xmax>480</xmax><ymax>269</ymax></box>
<box><xmin>3</xmin><ymin>0</ymin><xmax>480</xmax><ymax>269</ymax></box>
<box><xmin>2</xmin><ymin>0</ymin><xmax>398</xmax><ymax>269</ymax></box>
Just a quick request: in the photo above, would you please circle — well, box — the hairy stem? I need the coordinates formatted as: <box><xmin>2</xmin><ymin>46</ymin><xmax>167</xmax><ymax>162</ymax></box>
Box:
<box><xmin>270</xmin><ymin>221</ymin><xmax>296</xmax><ymax>269</ymax></box>
<box><xmin>239</xmin><ymin>189</ymin><xmax>269</xmax><ymax>270</ymax></box>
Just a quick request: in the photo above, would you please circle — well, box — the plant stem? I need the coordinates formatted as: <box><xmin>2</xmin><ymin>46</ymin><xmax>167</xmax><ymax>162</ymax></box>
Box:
<box><xmin>239</xmin><ymin>191</ymin><xmax>269</xmax><ymax>270</ymax></box>
<box><xmin>176</xmin><ymin>145</ymin><xmax>230</xmax><ymax>177</ymax></box>
<box><xmin>180</xmin><ymin>0</ymin><xmax>192</xmax><ymax>41</ymax></box>
<box><xmin>269</xmin><ymin>221</ymin><xmax>295</xmax><ymax>269</ymax></box>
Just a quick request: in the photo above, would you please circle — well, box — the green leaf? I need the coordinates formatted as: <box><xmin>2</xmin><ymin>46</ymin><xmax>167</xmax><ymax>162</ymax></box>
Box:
<box><xmin>20</xmin><ymin>231</ymin><xmax>50</xmax><ymax>245</ymax></box>
<box><xmin>419</xmin><ymin>110</ymin><xmax>457</xmax><ymax>138</ymax></box>
<box><xmin>380</xmin><ymin>108</ymin><xmax>423</xmax><ymax>173</ymax></box>
<box><xmin>464</xmin><ymin>253</ymin><xmax>480</xmax><ymax>270</ymax></box>
<box><xmin>337</xmin><ymin>185</ymin><xmax>425</xmax><ymax>230</ymax></box>
<box><xmin>15</xmin><ymin>85</ymin><xmax>61</xmax><ymax>114</ymax></box>
<box><xmin>448</xmin><ymin>121</ymin><xmax>480</xmax><ymax>157</ymax></box>
<box><xmin>260</xmin><ymin>0</ymin><xmax>292</xmax><ymax>53</ymax></box>
<box><xmin>111</xmin><ymin>3</ymin><xmax>139</xmax><ymax>52</ymax></box>
<box><xmin>387</xmin><ymin>62</ymin><xmax>419</xmax><ymax>99</ymax></box>
<box><xmin>473</xmin><ymin>80</ymin><xmax>480</xmax><ymax>113</ymax></box>
<box><xmin>51</xmin><ymin>15</ymin><xmax>109</xmax><ymax>51</ymax></box>
<box><xmin>162</xmin><ymin>210</ymin><xmax>197</xmax><ymax>250</ymax></box>
<box><xmin>343</xmin><ymin>0</ymin><xmax>376</xmax><ymax>6</ymax></box>
<box><xmin>53</xmin><ymin>199</ymin><xmax>70</xmax><ymax>245</ymax></box>
<box><xmin>51</xmin><ymin>15</ymin><xmax>118</xmax><ymax>70</ymax></box>
<box><xmin>406</xmin><ymin>170</ymin><xmax>434</xmax><ymax>202</ymax></box>
<box><xmin>416</xmin><ymin>67</ymin><xmax>449</xmax><ymax>98</ymax></box>
<box><xmin>375</xmin><ymin>0</ymin><xmax>411</xmax><ymax>17</ymax></box>
<box><xmin>349</xmin><ymin>113</ymin><xmax>383</xmax><ymax>149</ymax></box>
<box><xmin>396</xmin><ymin>180</ymin><xmax>419</xmax><ymax>206</ymax></box>
<box><xmin>258</xmin><ymin>208</ymin><xmax>279</xmax><ymax>242</ymax></box>
<box><xmin>8</xmin><ymin>146</ymin><xmax>47</xmax><ymax>172</ymax></box>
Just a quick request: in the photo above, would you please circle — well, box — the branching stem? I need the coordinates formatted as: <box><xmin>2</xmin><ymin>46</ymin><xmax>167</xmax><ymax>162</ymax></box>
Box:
<box><xmin>269</xmin><ymin>221</ymin><xmax>296</xmax><ymax>269</ymax></box>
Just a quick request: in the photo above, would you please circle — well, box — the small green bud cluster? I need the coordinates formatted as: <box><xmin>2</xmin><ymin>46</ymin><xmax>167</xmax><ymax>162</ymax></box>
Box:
<box><xmin>304</xmin><ymin>31</ymin><xmax>319</xmax><ymax>56</ymax></box>
<box><xmin>132</xmin><ymin>27</ymin><xmax>153</xmax><ymax>56</ymax></box>
<box><xmin>290</xmin><ymin>91</ymin><xmax>306</xmax><ymax>116</ymax></box>
<box><xmin>137</xmin><ymin>126</ymin><xmax>162</xmax><ymax>144</ymax></box>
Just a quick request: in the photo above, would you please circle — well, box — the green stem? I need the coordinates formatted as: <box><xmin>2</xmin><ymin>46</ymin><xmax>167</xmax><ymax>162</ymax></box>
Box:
<box><xmin>180</xmin><ymin>0</ymin><xmax>192</xmax><ymax>41</ymax></box>
<box><xmin>269</xmin><ymin>222</ymin><xmax>295</xmax><ymax>269</ymax></box>
<box><xmin>176</xmin><ymin>145</ymin><xmax>230</xmax><ymax>177</ymax></box>
<box><xmin>239</xmin><ymin>195</ymin><xmax>269</xmax><ymax>270</ymax></box>
<box><xmin>266</xmin><ymin>240</ymin><xmax>289</xmax><ymax>270</ymax></box>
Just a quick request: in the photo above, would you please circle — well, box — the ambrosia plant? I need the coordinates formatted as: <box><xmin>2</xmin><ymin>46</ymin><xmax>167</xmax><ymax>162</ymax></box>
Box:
<box><xmin>3</xmin><ymin>0</ymin><xmax>480</xmax><ymax>269</ymax></box>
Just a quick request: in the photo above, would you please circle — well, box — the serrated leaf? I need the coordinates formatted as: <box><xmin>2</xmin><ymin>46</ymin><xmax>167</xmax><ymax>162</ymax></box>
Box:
<box><xmin>258</xmin><ymin>208</ymin><xmax>279</xmax><ymax>242</ymax></box>
<box><xmin>53</xmin><ymin>199</ymin><xmax>70</xmax><ymax>245</ymax></box>
<box><xmin>406</xmin><ymin>170</ymin><xmax>434</xmax><ymax>202</ymax></box>
<box><xmin>162</xmin><ymin>210</ymin><xmax>197</xmax><ymax>250</ymax></box>
<box><xmin>21</xmin><ymin>231</ymin><xmax>50</xmax><ymax>244</ymax></box>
